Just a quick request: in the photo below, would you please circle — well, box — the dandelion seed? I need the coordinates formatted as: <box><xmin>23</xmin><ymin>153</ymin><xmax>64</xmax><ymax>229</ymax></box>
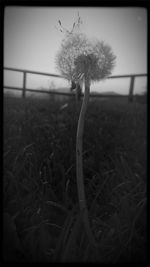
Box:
<box><xmin>37</xmin><ymin>207</ymin><xmax>41</xmax><ymax>214</ymax></box>
<box><xmin>60</xmin><ymin>103</ymin><xmax>68</xmax><ymax>110</ymax></box>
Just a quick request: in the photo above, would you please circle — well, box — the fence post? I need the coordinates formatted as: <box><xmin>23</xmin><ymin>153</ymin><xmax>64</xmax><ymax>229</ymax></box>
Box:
<box><xmin>128</xmin><ymin>76</ymin><xmax>135</xmax><ymax>103</ymax></box>
<box><xmin>22</xmin><ymin>71</ymin><xmax>27</xmax><ymax>98</ymax></box>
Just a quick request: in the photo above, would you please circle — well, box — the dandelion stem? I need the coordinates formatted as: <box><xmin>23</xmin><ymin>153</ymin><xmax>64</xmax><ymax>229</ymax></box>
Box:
<box><xmin>76</xmin><ymin>76</ymin><xmax>97</xmax><ymax>247</ymax></box>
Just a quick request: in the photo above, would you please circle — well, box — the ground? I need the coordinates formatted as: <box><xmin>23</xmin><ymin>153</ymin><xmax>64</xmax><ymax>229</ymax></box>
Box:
<box><xmin>3</xmin><ymin>95</ymin><xmax>147</xmax><ymax>263</ymax></box>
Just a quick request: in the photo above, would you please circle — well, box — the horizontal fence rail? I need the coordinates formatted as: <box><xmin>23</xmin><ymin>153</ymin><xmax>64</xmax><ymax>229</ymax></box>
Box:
<box><xmin>3</xmin><ymin>67</ymin><xmax>147</xmax><ymax>102</ymax></box>
<box><xmin>4</xmin><ymin>67</ymin><xmax>64</xmax><ymax>78</ymax></box>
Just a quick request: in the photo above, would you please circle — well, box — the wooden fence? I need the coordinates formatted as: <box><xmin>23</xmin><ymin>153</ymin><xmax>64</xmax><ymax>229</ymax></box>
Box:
<box><xmin>3</xmin><ymin>67</ymin><xmax>147</xmax><ymax>102</ymax></box>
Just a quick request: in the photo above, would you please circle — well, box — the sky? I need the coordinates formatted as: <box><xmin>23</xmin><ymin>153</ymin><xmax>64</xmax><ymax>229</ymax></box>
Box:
<box><xmin>4</xmin><ymin>6</ymin><xmax>147</xmax><ymax>95</ymax></box>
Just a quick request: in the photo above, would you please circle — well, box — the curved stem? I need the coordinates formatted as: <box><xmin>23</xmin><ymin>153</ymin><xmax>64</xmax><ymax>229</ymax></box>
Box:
<box><xmin>76</xmin><ymin>77</ymin><xmax>98</xmax><ymax>247</ymax></box>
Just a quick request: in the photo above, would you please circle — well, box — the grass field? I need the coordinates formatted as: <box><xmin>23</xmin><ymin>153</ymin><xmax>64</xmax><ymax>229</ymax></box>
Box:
<box><xmin>3</xmin><ymin>95</ymin><xmax>147</xmax><ymax>262</ymax></box>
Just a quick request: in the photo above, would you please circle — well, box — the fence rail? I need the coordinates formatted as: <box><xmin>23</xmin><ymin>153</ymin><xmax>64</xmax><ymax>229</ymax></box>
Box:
<box><xmin>3</xmin><ymin>67</ymin><xmax>147</xmax><ymax>101</ymax></box>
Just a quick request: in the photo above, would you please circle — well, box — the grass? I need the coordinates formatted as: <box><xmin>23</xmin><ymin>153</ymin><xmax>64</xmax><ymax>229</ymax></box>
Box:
<box><xmin>3</xmin><ymin>95</ymin><xmax>147</xmax><ymax>262</ymax></box>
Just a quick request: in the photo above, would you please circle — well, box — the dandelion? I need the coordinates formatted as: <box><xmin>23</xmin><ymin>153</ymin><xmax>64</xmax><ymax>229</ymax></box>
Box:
<box><xmin>55</xmin><ymin>16</ymin><xmax>116</xmax><ymax>247</ymax></box>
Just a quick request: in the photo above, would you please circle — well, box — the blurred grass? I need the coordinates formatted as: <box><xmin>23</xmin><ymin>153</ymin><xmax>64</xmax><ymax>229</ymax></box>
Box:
<box><xmin>3</xmin><ymin>96</ymin><xmax>147</xmax><ymax>262</ymax></box>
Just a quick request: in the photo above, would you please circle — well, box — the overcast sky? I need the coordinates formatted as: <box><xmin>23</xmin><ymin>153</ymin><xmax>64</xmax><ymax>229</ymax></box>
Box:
<box><xmin>4</xmin><ymin>6</ymin><xmax>147</xmax><ymax>94</ymax></box>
